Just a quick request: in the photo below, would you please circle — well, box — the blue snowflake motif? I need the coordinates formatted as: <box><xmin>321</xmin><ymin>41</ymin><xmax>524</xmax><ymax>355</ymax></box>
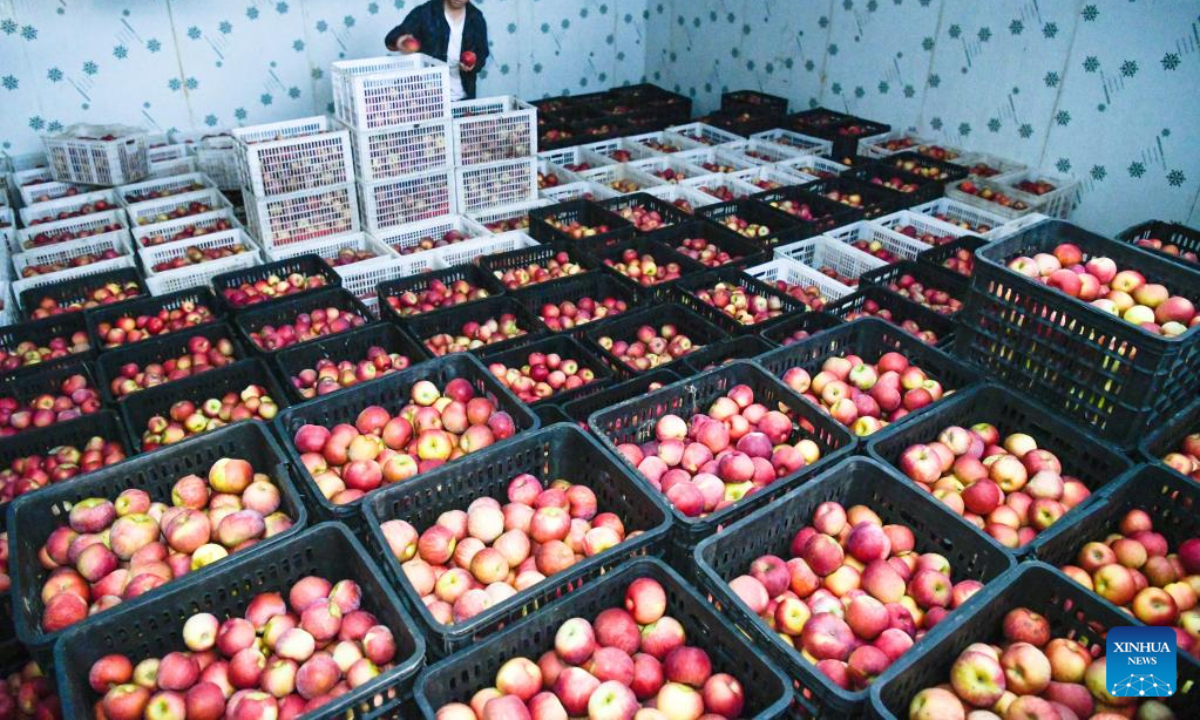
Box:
<box><xmin>246</xmin><ymin>7</ymin><xmax>260</xmax><ymax>20</ymax></box>
<box><xmin>1120</xmin><ymin>60</ymin><xmax>1138</xmax><ymax>78</ymax></box>
<box><xmin>219</xmin><ymin>21</ymin><xmax>232</xmax><ymax>35</ymax></box>
<box><xmin>113</xmin><ymin>45</ymin><xmax>128</xmax><ymax>59</ymax></box>
<box><xmin>311</xmin><ymin>68</ymin><xmax>324</xmax><ymax>80</ymax></box>
<box><xmin>20</xmin><ymin>25</ymin><xmax>36</xmax><ymax>40</ymax></box>
<box><xmin>948</xmin><ymin>24</ymin><xmax>961</xmax><ymax>39</ymax></box>
<box><xmin>1090</xmin><ymin>165</ymin><xmax>1106</xmax><ymax>181</ymax></box>
<box><xmin>29</xmin><ymin>116</ymin><xmax>45</xmax><ymax>131</ymax></box>
<box><xmin>288</xmin><ymin>86</ymin><xmax>301</xmax><ymax>99</ymax></box>
<box><xmin>83</xmin><ymin>61</ymin><xmax>98</xmax><ymax>76</ymax></box>
<box><xmin>854</xmin><ymin>86</ymin><xmax>865</xmax><ymax>99</ymax></box>
<box><xmin>147</xmin><ymin>39</ymin><xmax>162</xmax><ymax>53</ymax></box>
<box><xmin>818</xmin><ymin>16</ymin><xmax>829</xmax><ymax>29</ymax></box>
<box><xmin>922</xmin><ymin>37</ymin><xmax>934</xmax><ymax>51</ymax></box>
<box><xmin>168</xmin><ymin>78</ymin><xmax>182</xmax><ymax>91</ymax></box>
<box><xmin>1083</xmin><ymin>56</ymin><xmax>1099</xmax><ymax>73</ymax></box>
<box><xmin>1162</xmin><ymin>53</ymin><xmax>1181</xmax><ymax>71</ymax></box>
<box><xmin>878</xmin><ymin>81</ymin><xmax>889</xmax><ymax>94</ymax></box>
<box><xmin>47</xmin><ymin>67</ymin><xmax>63</xmax><ymax>82</ymax></box>
<box><xmin>204</xmin><ymin>114</ymin><xmax>218</xmax><ymax>127</ymax></box>
<box><xmin>261</xmin><ymin>93</ymin><xmax>273</xmax><ymax>106</ymax></box>
<box><xmin>829</xmin><ymin>44</ymin><xmax>839</xmax><ymax>56</ymax></box>
<box><xmin>0</xmin><ymin>19</ymin><xmax>16</xmax><ymax>35</ymax></box>
<box><xmin>187</xmin><ymin>26</ymin><xmax>201</xmax><ymax>40</ymax></box>
<box><xmin>293</xmin><ymin>39</ymin><xmax>305</xmax><ymax>51</ymax></box>
<box><xmin>930</xmin><ymin>117</ymin><xmax>943</xmax><ymax>130</ymax></box>
<box><xmin>1018</xmin><ymin>123</ymin><xmax>1034</xmax><ymax>139</ymax></box>
<box><xmin>1</xmin><ymin>75</ymin><xmax>17</xmax><ymax>91</ymax></box>
<box><xmin>368</xmin><ymin>3</ymin><xmax>379</xmax><ymax>14</ymax></box>
<box><xmin>316</xmin><ymin>20</ymin><xmax>329</xmax><ymax>33</ymax></box>
<box><xmin>831</xmin><ymin>82</ymin><xmax>843</xmax><ymax>95</ymax></box>
<box><xmin>918</xmin><ymin>0</ymin><xmax>931</xmax><ymax>6</ymax></box>
<box><xmin>903</xmin><ymin>84</ymin><xmax>915</xmax><ymax>98</ymax></box>
<box><xmin>978</xmin><ymin>27</ymin><xmax>991</xmax><ymax>42</ymax></box>
<box><xmin>276</xmin><ymin>2</ymin><xmax>289</xmax><ymax>14</ymax></box>
<box><xmin>1009</xmin><ymin>19</ymin><xmax>1024</xmax><ymax>35</ymax></box>
<box><xmin>1055</xmin><ymin>111</ymin><xmax>1071</xmax><ymax>126</ymax></box>
<box><xmin>47</xmin><ymin>121</ymin><xmax>62</xmax><ymax>132</ymax></box>
<box><xmin>1044</xmin><ymin>71</ymin><xmax>1060</xmax><ymax>88</ymax></box>
<box><xmin>185</xmin><ymin>77</ymin><xmax>198</xmax><ymax>90</ymax></box>
<box><xmin>234</xmin><ymin>108</ymin><xmax>248</xmax><ymax>121</ymax></box>
<box><xmin>1082</xmin><ymin>5</ymin><xmax>1098</xmax><ymax>21</ymax></box>
<box><xmin>958</xmin><ymin>122</ymin><xmax>971</xmax><ymax>136</ymax></box>
<box><xmin>928</xmin><ymin>73</ymin><xmax>941</xmax><ymax>88</ymax></box>
<box><xmin>1167</xmin><ymin>170</ymin><xmax>1186</xmax><ymax>187</ymax></box>
<box><xmin>804</xmin><ymin>59</ymin><xmax>815</xmax><ymax>72</ymax></box>
<box><xmin>843</xmin><ymin>0</ymin><xmax>853</xmax><ymax>9</ymax></box>
<box><xmin>344</xmin><ymin>15</ymin><xmax>355</xmax><ymax>28</ymax></box>
<box><xmin>1128</xmin><ymin>162</ymin><xmax>1145</xmax><ymax>178</ymax></box>
<box><xmin>1042</xmin><ymin>22</ymin><xmax>1058</xmax><ymax>39</ymax></box>
<box><xmin>867</xmin><ymin>0</ymin><xmax>878</xmax><ymax>11</ymax></box>
<box><xmin>1056</xmin><ymin>158</ymin><xmax>1072</xmax><ymax>173</ymax></box>
<box><xmin>987</xmin><ymin>118</ymin><xmax>1001</xmax><ymax>132</ymax></box>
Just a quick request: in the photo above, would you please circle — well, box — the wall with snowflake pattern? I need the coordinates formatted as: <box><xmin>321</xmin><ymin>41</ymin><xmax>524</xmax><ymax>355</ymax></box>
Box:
<box><xmin>643</xmin><ymin>0</ymin><xmax>1200</xmax><ymax>234</ymax></box>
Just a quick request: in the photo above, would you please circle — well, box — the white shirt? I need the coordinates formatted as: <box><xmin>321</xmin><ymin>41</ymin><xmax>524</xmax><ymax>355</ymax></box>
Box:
<box><xmin>445</xmin><ymin>9</ymin><xmax>467</xmax><ymax>101</ymax></box>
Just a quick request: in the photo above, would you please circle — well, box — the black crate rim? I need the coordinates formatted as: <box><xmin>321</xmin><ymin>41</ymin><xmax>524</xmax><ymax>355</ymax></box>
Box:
<box><xmin>84</xmin><ymin>286</ymin><xmax>222</xmax><ymax>354</ymax></box>
<box><xmin>478</xmin><ymin>334</ymin><xmax>617</xmax><ymax>408</ymax></box>
<box><xmin>399</xmin><ymin>294</ymin><xmax>548</xmax><ymax>360</ymax></box>
<box><xmin>18</xmin><ymin>266</ymin><xmax>147</xmax><ymax>322</ymax></box>
<box><xmin>94</xmin><ymin>322</ymin><xmax>247</xmax><ymax>405</ymax></box>
<box><xmin>211</xmin><ymin>252</ymin><xmax>343</xmax><ymax>315</ymax></box>
<box><xmin>581</xmin><ymin>302</ymin><xmax>730</xmax><ymax>377</ymax></box>
<box><xmin>671</xmin><ymin>266</ymin><xmax>811</xmax><ymax>336</ymax></box>
<box><xmin>376</xmin><ymin>263</ymin><xmax>506</xmax><ymax>326</ymax></box>
<box><xmin>232</xmin><ymin>286</ymin><xmax>377</xmax><ymax>357</ymax></box>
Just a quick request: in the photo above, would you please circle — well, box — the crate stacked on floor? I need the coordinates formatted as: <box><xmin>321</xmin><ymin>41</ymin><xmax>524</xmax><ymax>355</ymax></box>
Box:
<box><xmin>169</xmin><ymin>128</ymin><xmax>242</xmax><ymax>191</ymax></box>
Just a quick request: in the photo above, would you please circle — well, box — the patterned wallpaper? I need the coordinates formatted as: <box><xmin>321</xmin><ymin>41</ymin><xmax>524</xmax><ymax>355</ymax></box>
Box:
<box><xmin>644</xmin><ymin>0</ymin><xmax>1200</xmax><ymax>235</ymax></box>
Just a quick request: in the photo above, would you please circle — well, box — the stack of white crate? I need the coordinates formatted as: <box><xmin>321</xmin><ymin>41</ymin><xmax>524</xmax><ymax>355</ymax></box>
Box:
<box><xmin>450</xmin><ymin>95</ymin><xmax>538</xmax><ymax>214</ymax></box>
<box><xmin>170</xmin><ymin>129</ymin><xmax>242</xmax><ymax>191</ymax></box>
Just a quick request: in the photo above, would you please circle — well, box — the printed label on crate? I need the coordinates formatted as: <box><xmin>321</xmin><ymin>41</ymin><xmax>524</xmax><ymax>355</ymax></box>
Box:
<box><xmin>1106</xmin><ymin>626</ymin><xmax>1176</xmax><ymax>698</ymax></box>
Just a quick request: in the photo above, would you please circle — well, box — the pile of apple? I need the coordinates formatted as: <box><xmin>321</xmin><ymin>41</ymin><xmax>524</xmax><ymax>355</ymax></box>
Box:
<box><xmin>139</xmin><ymin>218</ymin><xmax>238</xmax><ymax>248</ymax></box>
<box><xmin>538</xmin><ymin>170</ymin><xmax>569</xmax><ymax>190</ymax></box>
<box><xmin>961</xmin><ymin>159</ymin><xmax>1009</xmax><ymax>178</ymax></box>
<box><xmin>36</xmin><ymin>459</ymin><xmax>295</xmax><ymax>633</ymax></box>
<box><xmin>85</xmin><ymin>575</ymin><xmax>398</xmax><ymax>719</ymax></box>
<box><xmin>151</xmin><ymin>244</ymin><xmax>251</xmax><ymax>272</ymax></box>
<box><xmin>0</xmin><ymin>533</ymin><xmax>7</xmax><ymax>592</ymax></box>
<box><xmin>249</xmin><ymin>306</ymin><xmax>370</xmax><ymax>352</ymax></box>
<box><xmin>493</xmin><ymin>251</ymin><xmax>586</xmax><ymax>290</ymax></box>
<box><xmin>1007</xmin><ymin>242</ymin><xmax>1197</xmax><ymax>336</ymax></box>
<box><xmin>290</xmin><ymin>381</ymin><xmax>518</xmax><ymax>505</ymax></box>
<box><xmin>96</xmin><ymin>302</ymin><xmax>218</xmax><ymax>348</ymax></box>
<box><xmin>893</xmin><ymin>223</ymin><xmax>960</xmax><ymax>247</ymax></box>
<box><xmin>821</xmin><ymin>189</ymin><xmax>867</xmax><ymax>209</ymax></box>
<box><xmin>326</xmin><ymin>248</ymin><xmax>380</xmax><ymax>267</ymax></box>
<box><xmin>781</xmin><ymin>353</ymin><xmax>944</xmax><ymax>437</ymax></box>
<box><xmin>640</xmin><ymin>138</ymin><xmax>688</xmax><ymax>154</ymax></box>
<box><xmin>1013</xmin><ymin>178</ymin><xmax>1058</xmax><ymax>196</ymax></box>
<box><xmin>647</xmin><ymin>166</ymin><xmax>689</xmax><ymax>184</ymax></box>
<box><xmin>665</xmin><ymin>196</ymin><xmax>697</xmax><ymax>215</ymax></box>
<box><xmin>380</xmin><ymin>475</ymin><xmax>633</xmax><ymax>625</ymax></box>
<box><xmin>613</xmin><ymin>385</ymin><xmax>821</xmax><ymax>517</ymax></box>
<box><xmin>545</xmin><ymin>216</ymin><xmax>613</xmax><ymax>240</ymax></box>
<box><xmin>692</xmin><ymin>282</ymin><xmax>788</xmax><ymax>327</ymax></box>
<box><xmin>697</xmin><ymin>159</ymin><xmax>739</xmax><ymax>174</ymax></box>
<box><xmin>954</xmin><ymin>181</ymin><xmax>1030</xmax><ymax>211</ymax></box>
<box><xmin>1162</xmin><ymin>433</ymin><xmax>1200</xmax><ymax>482</ymax></box>
<box><xmin>596</xmin><ymin>324</ymin><xmax>703</xmax><ymax>372</ymax></box>
<box><xmin>289</xmin><ymin>346</ymin><xmax>414</xmax><ymax>400</ymax></box>
<box><xmin>777</xmin><ymin>328</ymin><xmax>819</xmax><ymax>347</ymax></box>
<box><xmin>1057</xmin><ymin>510</ymin><xmax>1200</xmax><ymax>652</ymax></box>
<box><xmin>1134</xmin><ymin>235</ymin><xmax>1198</xmax><ymax>264</ymax></box>
<box><xmin>695</xmin><ymin>183</ymin><xmax>739</xmax><ymax>203</ymax></box>
<box><xmin>432</xmin><ymin>576</ymin><xmax>750</xmax><ymax>720</ymax></box>
<box><xmin>896</xmin><ymin>424</ymin><xmax>1091</xmax><ymax>548</ymax></box>
<box><xmin>602</xmin><ymin>250</ymin><xmax>686</xmax><ymax>288</ymax></box>
<box><xmin>124</xmin><ymin>180</ymin><xmax>207</xmax><ymax>204</ymax></box>
<box><xmin>396</xmin><ymin>230</ymin><xmax>474</xmax><ymax>257</ymax></box>
<box><xmin>0</xmin><ymin>372</ymin><xmax>103</xmax><ymax>434</ymax></box>
<box><xmin>728</xmin><ymin>500</ymin><xmax>981</xmax><ymax>691</ymax></box>
<box><xmin>938</xmin><ymin>247</ymin><xmax>975</xmax><ymax>276</ymax></box>
<box><xmin>482</xmin><ymin>214</ymin><xmax>532</xmax><ymax>233</ymax></box>
<box><xmin>541</xmin><ymin>128</ymin><xmax>573</xmax><ymax>145</ymax></box>
<box><xmin>885</xmin><ymin>157</ymin><xmax>956</xmax><ymax>181</ymax></box>
<box><xmin>904</xmin><ymin>606</ymin><xmax>1168</xmax><ymax>720</ymax></box>
<box><xmin>0</xmin><ymin>435</ymin><xmax>127</xmax><ymax>503</ymax></box>
<box><xmin>849</xmin><ymin>238</ymin><xmax>907</xmax><ymax>264</ymax></box>
<box><xmin>108</xmin><ymin>335</ymin><xmax>238</xmax><ymax>398</ymax></box>
<box><xmin>488</xmin><ymin>351</ymin><xmax>600</xmax><ymax>404</ymax></box>
<box><xmin>141</xmin><ymin>386</ymin><xmax>280</xmax><ymax>450</ymax></box>
<box><xmin>0</xmin><ymin>661</ymin><xmax>58</xmax><ymax>720</ymax></box>
<box><xmin>539</xmin><ymin>296</ymin><xmax>628</xmax><ymax>332</ymax></box>
<box><xmin>0</xmin><ymin>333</ymin><xmax>92</xmax><ymax>372</ymax></box>
<box><xmin>24</xmin><ymin>220</ymin><xmax>125</xmax><ymax>249</ymax></box>
<box><xmin>883</xmin><ymin>274</ymin><xmax>963</xmax><ymax>315</ymax></box>
<box><xmin>423</xmin><ymin>314</ymin><xmax>529</xmax><ymax>357</ymax></box>
<box><xmin>816</xmin><ymin>265</ymin><xmax>860</xmax><ymax>287</ymax></box>
<box><xmin>673</xmin><ymin>237</ymin><xmax>744</xmax><ymax>268</ymax></box>
<box><xmin>614</xmin><ymin>203</ymin><xmax>672</xmax><ymax>233</ymax></box>
<box><xmin>862</xmin><ymin>174</ymin><xmax>922</xmax><ymax>194</ymax></box>
<box><xmin>839</xmin><ymin>301</ymin><xmax>940</xmax><ymax>345</ymax></box>
<box><xmin>386</xmin><ymin>278</ymin><xmax>492</xmax><ymax>318</ymax></box>
<box><xmin>28</xmin><ymin>199</ymin><xmax>116</xmax><ymax>225</ymax></box>
<box><xmin>20</xmin><ymin>248</ymin><xmax>124</xmax><ymax>278</ymax></box>
<box><xmin>28</xmin><ymin>280</ymin><xmax>142</xmax><ymax>318</ymax></box>
<box><xmin>136</xmin><ymin>200</ymin><xmax>220</xmax><ymax>226</ymax></box>
<box><xmin>766</xmin><ymin>199</ymin><xmax>832</xmax><ymax>223</ymax></box>
<box><xmin>220</xmin><ymin>272</ymin><xmax>330</xmax><ymax>309</ymax></box>
<box><xmin>715</xmin><ymin>215</ymin><xmax>772</xmax><ymax>239</ymax></box>
<box><xmin>769</xmin><ymin>279</ymin><xmax>829</xmax><ymax>311</ymax></box>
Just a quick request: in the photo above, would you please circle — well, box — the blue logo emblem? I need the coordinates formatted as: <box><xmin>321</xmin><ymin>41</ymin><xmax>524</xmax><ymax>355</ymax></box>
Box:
<box><xmin>1106</xmin><ymin>626</ymin><xmax>1176</xmax><ymax>698</ymax></box>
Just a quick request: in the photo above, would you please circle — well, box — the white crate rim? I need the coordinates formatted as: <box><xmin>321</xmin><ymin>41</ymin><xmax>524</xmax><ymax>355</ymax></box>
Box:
<box><xmin>117</xmin><ymin>172</ymin><xmax>215</xmax><ymax>205</ymax></box>
<box><xmin>746</xmin><ymin>257</ymin><xmax>854</xmax><ymax>300</ymax></box>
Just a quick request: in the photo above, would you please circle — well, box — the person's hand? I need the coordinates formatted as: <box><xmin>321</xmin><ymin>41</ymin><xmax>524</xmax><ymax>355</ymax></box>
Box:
<box><xmin>395</xmin><ymin>35</ymin><xmax>420</xmax><ymax>53</ymax></box>
<box><xmin>460</xmin><ymin>50</ymin><xmax>477</xmax><ymax>72</ymax></box>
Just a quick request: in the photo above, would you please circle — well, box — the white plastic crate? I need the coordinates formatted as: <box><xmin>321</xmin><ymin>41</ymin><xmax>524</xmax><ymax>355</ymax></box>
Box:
<box><xmin>775</xmin><ymin>155</ymin><xmax>850</xmax><ymax>180</ymax></box>
<box><xmin>267</xmin><ymin>230</ymin><xmax>396</xmax><ymax>265</ymax></box>
<box><xmin>626</xmin><ymin>131</ymin><xmax>704</xmax><ymax>156</ymax></box>
<box><xmin>0</xmin><ymin>208</ymin><xmax>14</xmax><ymax>253</ymax></box>
<box><xmin>539</xmin><ymin>181</ymin><xmax>617</xmax><ymax>202</ymax></box>
<box><xmin>950</xmin><ymin>151</ymin><xmax>1027</xmax><ymax>181</ymax></box>
<box><xmin>148</xmin><ymin>157</ymin><xmax>198</xmax><ymax>179</ymax></box>
<box><xmin>680</xmin><ymin>173</ymin><xmax>760</xmax><ymax>203</ymax></box>
<box><xmin>736</xmin><ymin>165</ymin><xmax>813</xmax><ymax>193</ymax></box>
<box><xmin>988</xmin><ymin>212</ymin><xmax>1053</xmax><ymax>241</ymax></box>
<box><xmin>9</xmin><ymin>153</ymin><xmax>47</xmax><ymax>173</ymax></box>
<box><xmin>995</xmin><ymin>169</ymin><xmax>1080</xmax><ymax>219</ymax></box>
<box><xmin>0</xmin><ymin>282</ymin><xmax>13</xmax><ymax>327</ymax></box>
<box><xmin>537</xmin><ymin>146</ymin><xmax>614</xmax><ymax>173</ymax></box>
<box><xmin>468</xmin><ymin>198</ymin><xmax>552</xmax><ymax>233</ymax></box>
<box><xmin>749</xmin><ymin>129</ymin><xmax>832</xmax><ymax>157</ymax></box>
<box><xmin>643</xmin><ymin>183</ymin><xmax>721</xmax><ymax>216</ymax></box>
<box><xmin>125</xmin><ymin>188</ymin><xmax>232</xmax><ymax>228</ymax></box>
<box><xmin>858</xmin><ymin>131</ymin><xmax>965</xmax><ymax>161</ymax></box>
<box><xmin>343</xmin><ymin>118</ymin><xmax>451</xmax><ymax>183</ymax></box>
<box><xmin>118</xmin><ymin>172</ymin><xmax>215</xmax><ymax>206</ymax></box>
<box><xmin>232</xmin><ymin>116</ymin><xmax>355</xmax><ymax>197</ymax></box>
<box><xmin>170</xmin><ymin>128</ymin><xmax>234</xmax><ymax>149</ymax></box>
<box><xmin>627</xmin><ymin>156</ymin><xmax>709</xmax><ymax>185</ymax></box>
<box><xmin>245</xmin><ymin>183</ymin><xmax>361</xmax><ymax>249</ymax></box>
<box><xmin>369</xmin><ymin>214</ymin><xmax>491</xmax><ymax>259</ymax></box>
<box><xmin>436</xmin><ymin>230</ymin><xmax>538</xmax><ymax>268</ymax></box>
<box><xmin>268</xmin><ymin>231</ymin><xmax>421</xmax><ymax>305</ymax></box>
<box><xmin>723</xmin><ymin>139</ymin><xmax>807</xmax><ymax>166</ymax></box>
<box><xmin>578</xmin><ymin>163</ymin><xmax>664</xmax><ymax>195</ymax></box>
<box><xmin>823</xmin><ymin>221</ymin><xmax>932</xmax><ymax>263</ymax></box>
<box><xmin>537</xmin><ymin>158</ymin><xmax>583</xmax><ymax>191</ymax></box>
<box><xmin>455</xmin><ymin>158</ymin><xmax>538</xmax><ymax>213</ymax></box>
<box><xmin>874</xmin><ymin>209</ymin><xmax>968</xmax><ymax>246</ymax></box>
<box><xmin>331</xmin><ymin>54</ymin><xmax>452</xmax><ymax>130</ymax></box>
<box><xmin>665</xmin><ymin>122</ymin><xmax>745</xmax><ymax>147</ymax></box>
<box><xmin>130</xmin><ymin>208</ymin><xmax>242</xmax><ymax>249</ymax></box>
<box><xmin>15</xmin><ymin>210</ymin><xmax>127</xmax><ymax>252</ymax></box>
<box><xmin>18</xmin><ymin>181</ymin><xmax>87</xmax><ymax>206</ymax></box>
<box><xmin>776</xmin><ymin>235</ymin><xmax>888</xmax><ymax>286</ymax></box>
<box><xmin>945</xmin><ymin>179</ymin><xmax>1047</xmax><ymax>222</ymax></box>
<box><xmin>675</xmin><ymin>147</ymin><xmax>760</xmax><ymax>176</ymax></box>
<box><xmin>141</xmin><ymin>228</ymin><xmax>261</xmax><ymax>295</ymax></box>
<box><xmin>361</xmin><ymin>169</ymin><xmax>455</xmax><ymax>230</ymax></box>
<box><xmin>19</xmin><ymin>189</ymin><xmax>121</xmax><ymax>226</ymax></box>
<box><xmin>909</xmin><ymin>198</ymin><xmax>1009</xmax><ymax>237</ymax></box>
<box><xmin>147</xmin><ymin>143</ymin><xmax>188</xmax><ymax>164</ymax></box>
<box><xmin>42</xmin><ymin>123</ymin><xmax>150</xmax><ymax>186</ymax></box>
<box><xmin>13</xmin><ymin>231</ymin><xmax>132</xmax><ymax>279</ymax></box>
<box><xmin>12</xmin><ymin>167</ymin><xmax>54</xmax><ymax>189</ymax></box>
<box><xmin>181</xmin><ymin>133</ymin><xmax>242</xmax><ymax>191</ymax></box>
<box><xmin>579</xmin><ymin>138</ymin><xmax>657</xmax><ymax>164</ymax></box>
<box><xmin>745</xmin><ymin>258</ymin><xmax>854</xmax><ymax>302</ymax></box>
<box><xmin>11</xmin><ymin>255</ymin><xmax>135</xmax><ymax>301</ymax></box>
<box><xmin>450</xmin><ymin>96</ymin><xmax>538</xmax><ymax>166</ymax></box>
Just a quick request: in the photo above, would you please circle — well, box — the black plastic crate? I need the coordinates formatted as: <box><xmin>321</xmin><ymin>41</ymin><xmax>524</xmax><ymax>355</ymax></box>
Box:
<box><xmin>824</xmin><ymin>286</ymin><xmax>958</xmax><ymax>347</ymax></box>
<box><xmin>0</xmin><ymin>313</ymin><xmax>95</xmax><ymax>379</ymax></box>
<box><xmin>400</xmin><ymin>294</ymin><xmax>547</xmax><ymax>359</ymax></box>
<box><xmin>722</xmin><ymin>89</ymin><xmax>789</xmax><ymax>115</ymax></box>
<box><xmin>845</xmin><ymin>164</ymin><xmax>944</xmax><ymax>207</ymax></box>
<box><xmin>18</xmin><ymin>266</ymin><xmax>146</xmax><ymax>321</ymax></box>
<box><xmin>478</xmin><ymin>242</ymin><xmax>599</xmax><ymax>293</ymax></box>
<box><xmin>870</xmin><ymin>562</ymin><xmax>1199</xmax><ymax>719</ymax></box>
<box><xmin>589</xmin><ymin>361</ymin><xmax>856</xmax><ymax>552</ymax></box>
<box><xmin>760</xmin><ymin>310</ymin><xmax>845</xmax><ymax>347</ymax></box>
<box><xmin>119</xmin><ymin>357</ymin><xmax>290</xmax><ymax>452</ymax></box>
<box><xmin>0</xmin><ymin>358</ymin><xmax>104</xmax><ymax>417</ymax></box>
<box><xmin>233</xmin><ymin>286</ymin><xmax>375</xmax><ymax>356</ymax></box>
<box><xmin>655</xmin><ymin>219</ymin><xmax>773</xmax><ymax>270</ymax></box>
<box><xmin>1117</xmin><ymin>219</ymin><xmax>1200</xmax><ymax>270</ymax></box>
<box><xmin>478</xmin><ymin>334</ymin><xmax>617</xmax><ymax>408</ymax></box>
<box><xmin>960</xmin><ymin>219</ymin><xmax>1200</xmax><ymax>448</ymax></box>
<box><xmin>695</xmin><ymin>456</ymin><xmax>1015</xmax><ymax>715</ymax></box>
<box><xmin>528</xmin><ymin>199</ymin><xmax>636</xmax><ymax>250</ymax></box>
<box><xmin>84</xmin><ymin>286</ymin><xmax>222</xmax><ymax>353</ymax></box>
<box><xmin>916</xmin><ymin>233</ymin><xmax>989</xmax><ymax>278</ymax></box>
<box><xmin>598</xmin><ymin>192</ymin><xmax>693</xmax><ymax>242</ymax></box>
<box><xmin>593</xmin><ymin>236</ymin><xmax>709</xmax><ymax>303</ymax></box>
<box><xmin>94</xmin><ymin>322</ymin><xmax>247</xmax><ymax>404</ymax></box>
<box><xmin>273</xmin><ymin>352</ymin><xmax>539</xmax><ymax>523</ymax></box>
<box><xmin>211</xmin><ymin>252</ymin><xmax>342</xmax><ymax>314</ymax></box>
<box><xmin>54</xmin><ymin>523</ymin><xmax>423</xmax><ymax>720</ymax></box>
<box><xmin>866</xmin><ymin>383</ymin><xmax>1135</xmax><ymax>557</ymax></box>
<box><xmin>860</xmin><ymin>259</ymin><xmax>970</xmax><ymax>317</ymax></box>
<box><xmin>511</xmin><ymin>271</ymin><xmax>642</xmax><ymax>339</ymax></box>
<box><xmin>377</xmin><ymin>263</ymin><xmax>505</xmax><ymax>325</ymax></box>
<box><xmin>786</xmin><ymin>108</ymin><xmax>891</xmax><ymax>159</ymax></box>
<box><xmin>1141</xmin><ymin>395</ymin><xmax>1200</xmax><ymax>478</ymax></box>
<box><xmin>8</xmin><ymin>421</ymin><xmax>306</xmax><ymax>670</ymax></box>
<box><xmin>414</xmin><ymin>558</ymin><xmax>791</xmax><ymax>718</ymax></box>
<box><xmin>582</xmin><ymin>302</ymin><xmax>729</xmax><ymax>377</ymax></box>
<box><xmin>681</xmin><ymin>334</ymin><xmax>774</xmax><ymax>375</ymax></box>
<box><xmin>536</xmin><ymin>123</ymin><xmax>578</xmax><ymax>151</ymax></box>
<box><xmin>752</xmin><ymin>185</ymin><xmax>865</xmax><ymax>237</ymax></box>
<box><xmin>877</xmin><ymin>151</ymin><xmax>969</xmax><ymax>187</ymax></box>
<box><xmin>699</xmin><ymin>108</ymin><xmax>785</xmax><ymax>137</ymax></box>
<box><xmin>696</xmin><ymin>197</ymin><xmax>806</xmax><ymax>249</ymax></box>
<box><xmin>671</xmin><ymin>267</ymin><xmax>809</xmax><ymax>336</ymax></box>
<box><xmin>272</xmin><ymin>322</ymin><xmax>433</xmax><ymax>404</ymax></box>
<box><xmin>797</xmin><ymin>176</ymin><xmax>903</xmax><ymax>220</ymax></box>
<box><xmin>535</xmin><ymin>402</ymin><xmax>572</xmax><ymax>425</ymax></box>
<box><xmin>559</xmin><ymin>367</ymin><xmax>679</xmax><ymax>425</ymax></box>
<box><xmin>363</xmin><ymin>423</ymin><xmax>671</xmax><ymax>657</ymax></box>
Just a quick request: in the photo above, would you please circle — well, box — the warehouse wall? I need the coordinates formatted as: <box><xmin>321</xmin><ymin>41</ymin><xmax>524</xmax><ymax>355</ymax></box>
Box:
<box><xmin>0</xmin><ymin>0</ymin><xmax>651</xmax><ymax>153</ymax></box>
<box><xmin>644</xmin><ymin>0</ymin><xmax>1200</xmax><ymax>235</ymax></box>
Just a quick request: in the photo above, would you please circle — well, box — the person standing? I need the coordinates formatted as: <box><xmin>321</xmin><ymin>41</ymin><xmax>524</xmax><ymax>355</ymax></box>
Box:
<box><xmin>385</xmin><ymin>0</ymin><xmax>489</xmax><ymax>101</ymax></box>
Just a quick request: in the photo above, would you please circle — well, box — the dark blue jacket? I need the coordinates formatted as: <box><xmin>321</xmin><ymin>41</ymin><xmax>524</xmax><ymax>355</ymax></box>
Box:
<box><xmin>385</xmin><ymin>0</ymin><xmax>490</xmax><ymax>99</ymax></box>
